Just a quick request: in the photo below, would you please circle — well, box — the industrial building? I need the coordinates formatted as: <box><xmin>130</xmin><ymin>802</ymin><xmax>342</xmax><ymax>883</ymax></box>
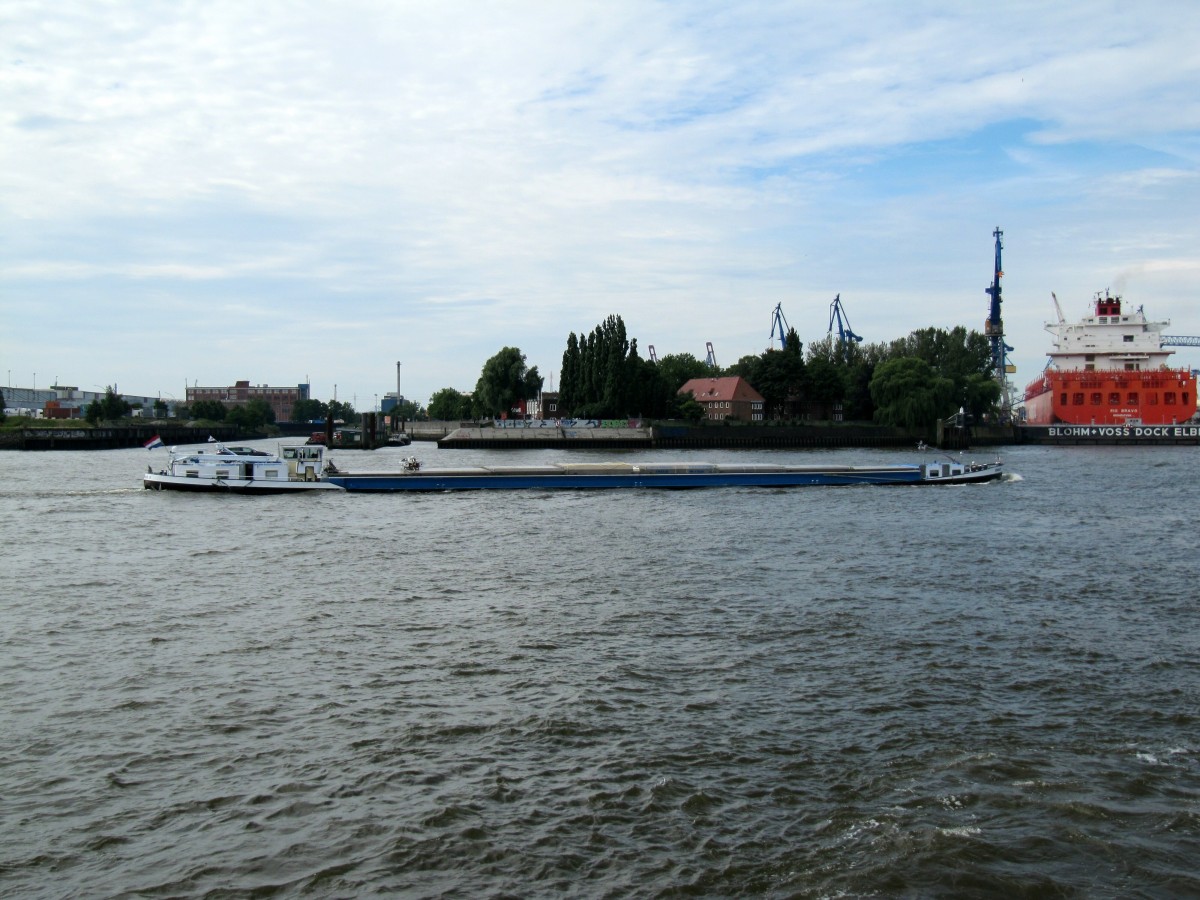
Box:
<box><xmin>186</xmin><ymin>380</ymin><xmax>310</xmax><ymax>422</ymax></box>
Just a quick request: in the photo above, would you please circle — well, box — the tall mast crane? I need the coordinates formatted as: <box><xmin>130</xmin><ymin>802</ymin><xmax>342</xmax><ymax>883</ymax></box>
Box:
<box><xmin>827</xmin><ymin>294</ymin><xmax>862</xmax><ymax>344</ymax></box>
<box><xmin>705</xmin><ymin>341</ymin><xmax>718</xmax><ymax>370</ymax></box>
<box><xmin>647</xmin><ymin>344</ymin><xmax>658</xmax><ymax>363</ymax></box>
<box><xmin>769</xmin><ymin>303</ymin><xmax>790</xmax><ymax>349</ymax></box>
<box><xmin>984</xmin><ymin>227</ymin><xmax>1014</xmax><ymax>417</ymax></box>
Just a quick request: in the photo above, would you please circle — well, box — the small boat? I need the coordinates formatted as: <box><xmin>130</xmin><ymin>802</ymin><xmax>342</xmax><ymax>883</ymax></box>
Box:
<box><xmin>143</xmin><ymin>443</ymin><xmax>343</xmax><ymax>493</ymax></box>
<box><xmin>321</xmin><ymin>456</ymin><xmax>1004</xmax><ymax>491</ymax></box>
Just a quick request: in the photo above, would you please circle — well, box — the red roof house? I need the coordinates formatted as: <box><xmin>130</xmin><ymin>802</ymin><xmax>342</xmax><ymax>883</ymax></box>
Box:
<box><xmin>678</xmin><ymin>376</ymin><xmax>764</xmax><ymax>422</ymax></box>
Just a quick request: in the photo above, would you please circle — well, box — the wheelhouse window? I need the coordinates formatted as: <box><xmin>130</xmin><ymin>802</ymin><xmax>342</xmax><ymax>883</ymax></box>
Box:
<box><xmin>1165</xmin><ymin>392</ymin><xmax>1177</xmax><ymax>405</ymax></box>
<box><xmin>1090</xmin><ymin>393</ymin><xmax>1102</xmax><ymax>405</ymax></box>
<box><xmin>1128</xmin><ymin>392</ymin><xmax>1139</xmax><ymax>404</ymax></box>
<box><xmin>1072</xmin><ymin>393</ymin><xmax>1084</xmax><ymax>405</ymax></box>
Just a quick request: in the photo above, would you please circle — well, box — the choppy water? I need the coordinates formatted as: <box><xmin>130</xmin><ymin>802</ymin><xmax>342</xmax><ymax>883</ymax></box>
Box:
<box><xmin>1</xmin><ymin>442</ymin><xmax>1197</xmax><ymax>898</ymax></box>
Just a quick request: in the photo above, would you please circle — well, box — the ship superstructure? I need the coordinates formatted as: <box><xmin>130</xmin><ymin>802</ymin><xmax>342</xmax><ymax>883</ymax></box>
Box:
<box><xmin>1022</xmin><ymin>291</ymin><xmax>1197</xmax><ymax>425</ymax></box>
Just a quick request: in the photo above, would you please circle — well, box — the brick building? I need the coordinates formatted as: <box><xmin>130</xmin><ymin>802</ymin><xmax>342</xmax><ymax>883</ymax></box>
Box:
<box><xmin>186</xmin><ymin>380</ymin><xmax>310</xmax><ymax>422</ymax></box>
<box><xmin>678</xmin><ymin>376</ymin><xmax>765</xmax><ymax>422</ymax></box>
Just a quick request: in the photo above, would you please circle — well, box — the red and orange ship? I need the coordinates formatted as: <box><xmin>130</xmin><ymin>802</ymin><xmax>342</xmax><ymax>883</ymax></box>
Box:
<box><xmin>1022</xmin><ymin>291</ymin><xmax>1197</xmax><ymax>426</ymax></box>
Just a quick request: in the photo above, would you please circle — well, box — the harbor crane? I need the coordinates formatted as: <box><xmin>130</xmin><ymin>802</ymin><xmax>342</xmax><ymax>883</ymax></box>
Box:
<box><xmin>984</xmin><ymin>227</ymin><xmax>1015</xmax><ymax>417</ymax></box>
<box><xmin>705</xmin><ymin>341</ymin><xmax>719</xmax><ymax>370</ymax></box>
<box><xmin>827</xmin><ymin>294</ymin><xmax>862</xmax><ymax>344</ymax></box>
<box><xmin>647</xmin><ymin>344</ymin><xmax>658</xmax><ymax>363</ymax></box>
<box><xmin>769</xmin><ymin>303</ymin><xmax>790</xmax><ymax>349</ymax></box>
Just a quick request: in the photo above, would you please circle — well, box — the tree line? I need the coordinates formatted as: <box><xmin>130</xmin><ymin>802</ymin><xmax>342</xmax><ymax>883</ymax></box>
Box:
<box><xmin>425</xmin><ymin>313</ymin><xmax>1000</xmax><ymax>427</ymax></box>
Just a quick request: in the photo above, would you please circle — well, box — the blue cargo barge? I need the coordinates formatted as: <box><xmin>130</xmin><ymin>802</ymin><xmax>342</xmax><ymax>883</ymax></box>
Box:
<box><xmin>322</xmin><ymin>459</ymin><xmax>1003</xmax><ymax>491</ymax></box>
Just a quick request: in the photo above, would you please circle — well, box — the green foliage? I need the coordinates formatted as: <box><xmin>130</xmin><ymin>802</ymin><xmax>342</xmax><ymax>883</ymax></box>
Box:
<box><xmin>390</xmin><ymin>398</ymin><xmax>425</xmax><ymax>421</ymax></box>
<box><xmin>474</xmin><ymin>347</ymin><xmax>542</xmax><ymax>418</ymax></box>
<box><xmin>749</xmin><ymin>329</ymin><xmax>805</xmax><ymax>418</ymax></box>
<box><xmin>226</xmin><ymin>399</ymin><xmax>275</xmax><ymax>429</ymax></box>
<box><xmin>291</xmin><ymin>398</ymin><xmax>326</xmax><ymax>422</ymax></box>
<box><xmin>188</xmin><ymin>399</ymin><xmax>227</xmax><ymax>421</ymax></box>
<box><xmin>962</xmin><ymin>372</ymin><xmax>1002</xmax><ymax>420</ymax></box>
<box><xmin>85</xmin><ymin>386</ymin><xmax>132</xmax><ymax>423</ymax></box>
<box><xmin>554</xmin><ymin>311</ymin><xmax>999</xmax><ymax>425</ymax></box>
<box><xmin>675</xmin><ymin>392</ymin><xmax>706</xmax><ymax>423</ymax></box>
<box><xmin>327</xmin><ymin>399</ymin><xmax>356</xmax><ymax>422</ymax></box>
<box><xmin>653</xmin><ymin>353</ymin><xmax>711</xmax><ymax>396</ymax></box>
<box><xmin>428</xmin><ymin>387</ymin><xmax>474</xmax><ymax>421</ymax></box>
<box><xmin>153</xmin><ymin>398</ymin><xmax>168</xmax><ymax>417</ymax></box>
<box><xmin>558</xmin><ymin>315</ymin><xmax>712</xmax><ymax>419</ymax></box>
<box><xmin>0</xmin><ymin>389</ymin><xmax>5</xmax><ymax>423</ymax></box>
<box><xmin>869</xmin><ymin>357</ymin><xmax>956</xmax><ymax>428</ymax></box>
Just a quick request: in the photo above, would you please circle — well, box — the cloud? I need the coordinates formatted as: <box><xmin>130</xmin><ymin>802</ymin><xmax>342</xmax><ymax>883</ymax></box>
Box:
<box><xmin>3</xmin><ymin>0</ymin><xmax>1200</xmax><ymax>403</ymax></box>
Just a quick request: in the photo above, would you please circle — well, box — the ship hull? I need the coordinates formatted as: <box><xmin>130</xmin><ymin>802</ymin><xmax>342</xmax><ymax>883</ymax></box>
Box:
<box><xmin>1023</xmin><ymin>369</ymin><xmax>1196</xmax><ymax>426</ymax></box>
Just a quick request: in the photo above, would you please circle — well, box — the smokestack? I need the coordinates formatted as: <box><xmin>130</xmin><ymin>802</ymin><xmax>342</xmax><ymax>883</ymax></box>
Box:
<box><xmin>396</xmin><ymin>361</ymin><xmax>401</xmax><ymax>399</ymax></box>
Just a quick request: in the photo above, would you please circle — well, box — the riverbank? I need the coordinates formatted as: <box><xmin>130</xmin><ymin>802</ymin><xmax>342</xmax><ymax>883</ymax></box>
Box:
<box><xmin>6</xmin><ymin>420</ymin><xmax>1198</xmax><ymax>450</ymax></box>
<box><xmin>0</xmin><ymin>423</ymin><xmax>244</xmax><ymax>450</ymax></box>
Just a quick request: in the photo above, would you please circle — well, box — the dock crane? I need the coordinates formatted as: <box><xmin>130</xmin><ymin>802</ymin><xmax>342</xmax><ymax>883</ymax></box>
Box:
<box><xmin>984</xmin><ymin>228</ymin><xmax>1015</xmax><ymax>417</ymax></box>
<box><xmin>827</xmin><ymin>294</ymin><xmax>862</xmax><ymax>344</ymax></box>
<box><xmin>647</xmin><ymin>344</ymin><xmax>658</xmax><ymax>363</ymax></box>
<box><xmin>705</xmin><ymin>341</ymin><xmax>719</xmax><ymax>370</ymax></box>
<box><xmin>769</xmin><ymin>303</ymin><xmax>790</xmax><ymax>349</ymax></box>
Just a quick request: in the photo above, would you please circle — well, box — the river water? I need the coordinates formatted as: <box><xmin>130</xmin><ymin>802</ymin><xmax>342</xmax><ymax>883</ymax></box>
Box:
<box><xmin>1</xmin><ymin>442</ymin><xmax>1197</xmax><ymax>898</ymax></box>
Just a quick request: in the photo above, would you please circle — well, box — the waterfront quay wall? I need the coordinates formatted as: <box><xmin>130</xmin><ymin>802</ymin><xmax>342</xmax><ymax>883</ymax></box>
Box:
<box><xmin>439</xmin><ymin>424</ymin><xmax>935</xmax><ymax>450</ymax></box>
<box><xmin>0</xmin><ymin>424</ymin><xmax>242</xmax><ymax>450</ymax></box>
<box><xmin>1015</xmin><ymin>423</ymin><xmax>1200</xmax><ymax>445</ymax></box>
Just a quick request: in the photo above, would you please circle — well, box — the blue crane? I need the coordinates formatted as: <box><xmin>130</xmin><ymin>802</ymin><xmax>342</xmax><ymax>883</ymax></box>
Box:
<box><xmin>984</xmin><ymin>227</ymin><xmax>1014</xmax><ymax>373</ymax></box>
<box><xmin>705</xmin><ymin>341</ymin><xmax>718</xmax><ymax>370</ymax></box>
<box><xmin>769</xmin><ymin>303</ymin><xmax>790</xmax><ymax>349</ymax></box>
<box><xmin>827</xmin><ymin>294</ymin><xmax>862</xmax><ymax>344</ymax></box>
<box><xmin>984</xmin><ymin>227</ymin><xmax>1015</xmax><ymax>416</ymax></box>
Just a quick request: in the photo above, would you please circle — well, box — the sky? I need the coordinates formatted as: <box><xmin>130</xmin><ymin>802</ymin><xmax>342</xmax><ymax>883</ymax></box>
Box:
<box><xmin>4</xmin><ymin>0</ymin><xmax>1200</xmax><ymax>410</ymax></box>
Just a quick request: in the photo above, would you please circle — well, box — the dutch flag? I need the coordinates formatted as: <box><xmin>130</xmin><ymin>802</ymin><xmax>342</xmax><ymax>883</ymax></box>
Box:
<box><xmin>144</xmin><ymin>435</ymin><xmax>164</xmax><ymax>450</ymax></box>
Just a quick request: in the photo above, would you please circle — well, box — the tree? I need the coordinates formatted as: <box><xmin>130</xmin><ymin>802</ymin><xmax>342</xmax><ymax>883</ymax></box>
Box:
<box><xmin>869</xmin><ymin>357</ymin><xmax>956</xmax><ymax>428</ymax></box>
<box><xmin>962</xmin><ymin>372</ymin><xmax>1002</xmax><ymax>421</ymax></box>
<box><xmin>428</xmin><ymin>387</ymin><xmax>474</xmax><ymax>421</ymax></box>
<box><xmin>85</xmin><ymin>388</ymin><xmax>130</xmax><ymax>423</ymax></box>
<box><xmin>327</xmin><ymin>399</ymin><xmax>356</xmax><ymax>423</ymax></box>
<box><xmin>557</xmin><ymin>316</ymin><xmax>648</xmax><ymax>417</ymax></box>
<box><xmin>754</xmin><ymin>329</ymin><xmax>806</xmax><ymax>418</ymax></box>
<box><xmin>0</xmin><ymin>388</ymin><xmax>5</xmax><ymax>423</ymax></box>
<box><xmin>390</xmin><ymin>398</ymin><xmax>425</xmax><ymax>421</ymax></box>
<box><xmin>676</xmin><ymin>392</ymin><xmax>706</xmax><ymax>423</ymax></box>
<box><xmin>153</xmin><ymin>398</ymin><xmax>168</xmax><ymax>418</ymax></box>
<box><xmin>474</xmin><ymin>347</ymin><xmax>542</xmax><ymax>418</ymax></box>
<box><xmin>227</xmin><ymin>399</ymin><xmax>275</xmax><ymax>429</ymax></box>
<box><xmin>291</xmin><ymin>398</ymin><xmax>326</xmax><ymax>422</ymax></box>
<box><xmin>188</xmin><ymin>399</ymin><xmax>227</xmax><ymax>421</ymax></box>
<box><xmin>559</xmin><ymin>332</ymin><xmax>581</xmax><ymax>415</ymax></box>
<box><xmin>654</xmin><ymin>353</ymin><xmax>711</xmax><ymax>395</ymax></box>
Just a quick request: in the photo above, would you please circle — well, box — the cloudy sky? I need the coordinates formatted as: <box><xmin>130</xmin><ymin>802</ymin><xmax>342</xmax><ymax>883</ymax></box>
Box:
<box><xmin>4</xmin><ymin>1</ymin><xmax>1200</xmax><ymax>409</ymax></box>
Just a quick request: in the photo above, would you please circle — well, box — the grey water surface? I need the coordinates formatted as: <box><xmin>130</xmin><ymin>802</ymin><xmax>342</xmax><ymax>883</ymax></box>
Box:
<box><xmin>1</xmin><ymin>442</ymin><xmax>1197</xmax><ymax>898</ymax></box>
